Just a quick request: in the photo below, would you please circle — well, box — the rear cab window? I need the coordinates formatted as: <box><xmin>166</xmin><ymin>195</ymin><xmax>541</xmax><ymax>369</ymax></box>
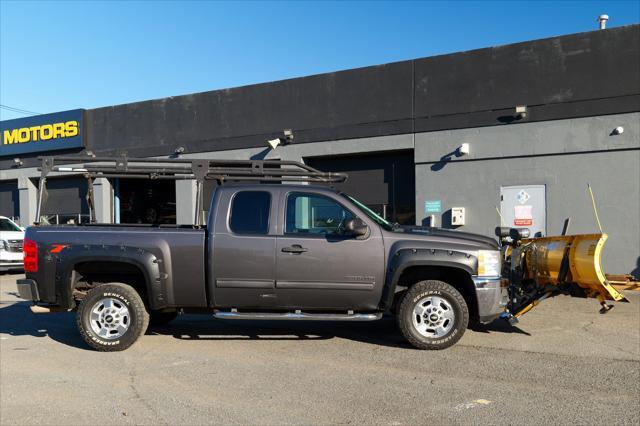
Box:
<box><xmin>229</xmin><ymin>191</ymin><xmax>271</xmax><ymax>235</ymax></box>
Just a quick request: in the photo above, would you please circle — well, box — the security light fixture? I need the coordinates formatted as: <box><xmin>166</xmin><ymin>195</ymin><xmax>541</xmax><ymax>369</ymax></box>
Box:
<box><xmin>267</xmin><ymin>129</ymin><xmax>295</xmax><ymax>150</ymax></box>
<box><xmin>515</xmin><ymin>105</ymin><xmax>528</xmax><ymax>119</ymax></box>
<box><xmin>283</xmin><ymin>129</ymin><xmax>294</xmax><ymax>143</ymax></box>
<box><xmin>85</xmin><ymin>150</ymin><xmax>96</xmax><ymax>158</ymax></box>
<box><xmin>457</xmin><ymin>143</ymin><xmax>470</xmax><ymax>157</ymax></box>
<box><xmin>13</xmin><ymin>158</ymin><xmax>23</xmax><ymax>167</ymax></box>
<box><xmin>267</xmin><ymin>138</ymin><xmax>281</xmax><ymax>150</ymax></box>
<box><xmin>174</xmin><ymin>146</ymin><xmax>185</xmax><ymax>155</ymax></box>
<box><xmin>611</xmin><ymin>126</ymin><xmax>624</xmax><ymax>135</ymax></box>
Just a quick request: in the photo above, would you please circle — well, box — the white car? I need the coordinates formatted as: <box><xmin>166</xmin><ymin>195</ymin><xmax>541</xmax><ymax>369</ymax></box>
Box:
<box><xmin>0</xmin><ymin>216</ymin><xmax>25</xmax><ymax>272</ymax></box>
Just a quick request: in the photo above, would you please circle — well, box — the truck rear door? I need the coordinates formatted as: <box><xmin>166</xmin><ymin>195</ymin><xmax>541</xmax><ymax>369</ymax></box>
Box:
<box><xmin>210</xmin><ymin>188</ymin><xmax>279</xmax><ymax>308</ymax></box>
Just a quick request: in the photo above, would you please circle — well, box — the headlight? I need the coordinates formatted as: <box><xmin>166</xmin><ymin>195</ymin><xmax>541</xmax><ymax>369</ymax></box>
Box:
<box><xmin>477</xmin><ymin>250</ymin><xmax>501</xmax><ymax>277</ymax></box>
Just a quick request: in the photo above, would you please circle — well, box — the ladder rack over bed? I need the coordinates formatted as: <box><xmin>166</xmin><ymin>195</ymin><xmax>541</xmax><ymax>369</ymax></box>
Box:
<box><xmin>36</xmin><ymin>155</ymin><xmax>348</xmax><ymax>226</ymax></box>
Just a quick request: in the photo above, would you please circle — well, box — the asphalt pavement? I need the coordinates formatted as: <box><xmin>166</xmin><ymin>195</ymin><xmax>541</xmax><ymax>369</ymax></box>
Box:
<box><xmin>1</xmin><ymin>272</ymin><xmax>638</xmax><ymax>425</ymax></box>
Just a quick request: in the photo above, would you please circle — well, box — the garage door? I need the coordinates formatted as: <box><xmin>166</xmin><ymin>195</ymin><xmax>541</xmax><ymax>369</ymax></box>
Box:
<box><xmin>0</xmin><ymin>180</ymin><xmax>19</xmax><ymax>220</ymax></box>
<box><xmin>306</xmin><ymin>150</ymin><xmax>415</xmax><ymax>225</ymax></box>
<box><xmin>118</xmin><ymin>178</ymin><xmax>176</xmax><ymax>224</ymax></box>
<box><xmin>39</xmin><ymin>177</ymin><xmax>90</xmax><ymax>224</ymax></box>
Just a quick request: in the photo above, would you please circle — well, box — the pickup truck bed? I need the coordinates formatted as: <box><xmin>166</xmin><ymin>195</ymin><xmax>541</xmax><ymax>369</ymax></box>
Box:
<box><xmin>25</xmin><ymin>224</ymin><xmax>207</xmax><ymax>309</ymax></box>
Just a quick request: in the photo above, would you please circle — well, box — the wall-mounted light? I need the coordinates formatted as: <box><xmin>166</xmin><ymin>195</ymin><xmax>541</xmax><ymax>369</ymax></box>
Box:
<box><xmin>283</xmin><ymin>129</ymin><xmax>294</xmax><ymax>143</ymax></box>
<box><xmin>457</xmin><ymin>143</ymin><xmax>470</xmax><ymax>157</ymax></box>
<box><xmin>267</xmin><ymin>129</ymin><xmax>295</xmax><ymax>150</ymax></box>
<box><xmin>267</xmin><ymin>138</ymin><xmax>281</xmax><ymax>150</ymax></box>
<box><xmin>85</xmin><ymin>150</ymin><xmax>96</xmax><ymax>158</ymax></box>
<box><xmin>611</xmin><ymin>126</ymin><xmax>624</xmax><ymax>135</ymax></box>
<box><xmin>515</xmin><ymin>105</ymin><xmax>528</xmax><ymax>119</ymax></box>
<box><xmin>13</xmin><ymin>158</ymin><xmax>23</xmax><ymax>167</ymax></box>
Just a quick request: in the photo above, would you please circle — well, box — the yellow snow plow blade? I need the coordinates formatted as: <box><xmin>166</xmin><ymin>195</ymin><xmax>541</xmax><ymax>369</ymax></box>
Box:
<box><xmin>502</xmin><ymin>230</ymin><xmax>636</xmax><ymax>322</ymax></box>
<box><xmin>521</xmin><ymin>233</ymin><xmax>627</xmax><ymax>303</ymax></box>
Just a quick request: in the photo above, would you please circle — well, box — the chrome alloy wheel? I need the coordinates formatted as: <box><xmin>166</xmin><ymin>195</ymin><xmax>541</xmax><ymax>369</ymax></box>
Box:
<box><xmin>89</xmin><ymin>298</ymin><xmax>131</xmax><ymax>339</ymax></box>
<box><xmin>412</xmin><ymin>296</ymin><xmax>455</xmax><ymax>338</ymax></box>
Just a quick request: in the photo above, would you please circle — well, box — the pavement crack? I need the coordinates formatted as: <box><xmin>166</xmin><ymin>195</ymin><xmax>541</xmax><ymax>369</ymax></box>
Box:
<box><xmin>459</xmin><ymin>343</ymin><xmax>640</xmax><ymax>362</ymax></box>
<box><xmin>128</xmin><ymin>370</ymin><xmax>168</xmax><ymax>425</ymax></box>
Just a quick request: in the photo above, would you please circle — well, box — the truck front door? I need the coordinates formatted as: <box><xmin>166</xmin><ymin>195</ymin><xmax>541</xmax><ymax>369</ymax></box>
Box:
<box><xmin>275</xmin><ymin>191</ymin><xmax>385</xmax><ymax>310</ymax></box>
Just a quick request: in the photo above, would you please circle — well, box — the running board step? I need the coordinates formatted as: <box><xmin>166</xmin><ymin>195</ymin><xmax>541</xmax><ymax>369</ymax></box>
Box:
<box><xmin>213</xmin><ymin>311</ymin><xmax>382</xmax><ymax>321</ymax></box>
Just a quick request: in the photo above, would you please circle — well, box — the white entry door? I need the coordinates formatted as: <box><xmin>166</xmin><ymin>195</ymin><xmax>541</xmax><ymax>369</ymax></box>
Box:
<box><xmin>500</xmin><ymin>185</ymin><xmax>546</xmax><ymax>237</ymax></box>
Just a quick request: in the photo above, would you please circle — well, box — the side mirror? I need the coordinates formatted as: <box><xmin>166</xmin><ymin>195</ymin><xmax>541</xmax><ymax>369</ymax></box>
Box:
<box><xmin>344</xmin><ymin>218</ymin><xmax>369</xmax><ymax>237</ymax></box>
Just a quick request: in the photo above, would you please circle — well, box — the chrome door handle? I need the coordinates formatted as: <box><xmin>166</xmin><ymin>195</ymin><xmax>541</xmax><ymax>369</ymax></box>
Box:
<box><xmin>281</xmin><ymin>244</ymin><xmax>308</xmax><ymax>254</ymax></box>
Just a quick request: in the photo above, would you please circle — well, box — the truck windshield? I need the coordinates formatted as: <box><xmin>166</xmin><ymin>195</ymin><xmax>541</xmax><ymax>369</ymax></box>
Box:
<box><xmin>0</xmin><ymin>218</ymin><xmax>22</xmax><ymax>232</ymax></box>
<box><xmin>342</xmin><ymin>194</ymin><xmax>395</xmax><ymax>231</ymax></box>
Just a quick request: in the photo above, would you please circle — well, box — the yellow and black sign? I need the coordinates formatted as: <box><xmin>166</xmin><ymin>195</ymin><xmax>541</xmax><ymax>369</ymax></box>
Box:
<box><xmin>1</xmin><ymin>109</ymin><xmax>84</xmax><ymax>157</ymax></box>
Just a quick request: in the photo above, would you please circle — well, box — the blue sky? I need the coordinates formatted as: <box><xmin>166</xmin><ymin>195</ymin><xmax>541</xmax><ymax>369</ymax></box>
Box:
<box><xmin>1</xmin><ymin>0</ymin><xmax>638</xmax><ymax>120</ymax></box>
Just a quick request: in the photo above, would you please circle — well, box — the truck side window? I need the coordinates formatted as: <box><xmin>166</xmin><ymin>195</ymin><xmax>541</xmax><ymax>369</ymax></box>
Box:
<box><xmin>229</xmin><ymin>191</ymin><xmax>271</xmax><ymax>235</ymax></box>
<box><xmin>286</xmin><ymin>193</ymin><xmax>354</xmax><ymax>235</ymax></box>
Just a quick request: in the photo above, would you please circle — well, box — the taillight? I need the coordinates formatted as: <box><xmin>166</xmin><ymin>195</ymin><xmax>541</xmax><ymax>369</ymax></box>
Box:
<box><xmin>23</xmin><ymin>238</ymin><xmax>38</xmax><ymax>273</ymax></box>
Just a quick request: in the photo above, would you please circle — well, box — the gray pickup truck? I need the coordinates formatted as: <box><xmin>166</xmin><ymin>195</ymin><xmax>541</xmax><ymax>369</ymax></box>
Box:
<box><xmin>18</xmin><ymin>157</ymin><xmax>506</xmax><ymax>351</ymax></box>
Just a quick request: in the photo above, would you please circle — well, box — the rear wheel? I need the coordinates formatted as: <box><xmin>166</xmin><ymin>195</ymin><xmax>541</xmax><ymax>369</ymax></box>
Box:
<box><xmin>76</xmin><ymin>283</ymin><xmax>149</xmax><ymax>351</ymax></box>
<box><xmin>397</xmin><ymin>280</ymin><xmax>468</xmax><ymax>350</ymax></box>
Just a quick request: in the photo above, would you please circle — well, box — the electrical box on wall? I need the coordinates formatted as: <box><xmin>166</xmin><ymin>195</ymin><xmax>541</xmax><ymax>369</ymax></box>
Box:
<box><xmin>451</xmin><ymin>207</ymin><xmax>466</xmax><ymax>226</ymax></box>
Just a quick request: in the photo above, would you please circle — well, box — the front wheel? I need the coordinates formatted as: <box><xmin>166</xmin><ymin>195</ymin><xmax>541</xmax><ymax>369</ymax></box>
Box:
<box><xmin>76</xmin><ymin>283</ymin><xmax>149</xmax><ymax>351</ymax></box>
<box><xmin>397</xmin><ymin>280</ymin><xmax>468</xmax><ymax>350</ymax></box>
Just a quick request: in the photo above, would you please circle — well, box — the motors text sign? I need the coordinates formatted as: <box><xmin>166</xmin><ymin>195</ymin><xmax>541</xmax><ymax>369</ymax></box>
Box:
<box><xmin>1</xmin><ymin>109</ymin><xmax>84</xmax><ymax>157</ymax></box>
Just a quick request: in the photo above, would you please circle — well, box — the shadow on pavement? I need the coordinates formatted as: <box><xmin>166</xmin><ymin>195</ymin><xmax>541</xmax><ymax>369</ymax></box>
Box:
<box><xmin>0</xmin><ymin>301</ymin><xmax>88</xmax><ymax>349</ymax></box>
<box><xmin>150</xmin><ymin>314</ymin><xmax>411</xmax><ymax>348</ymax></box>
<box><xmin>469</xmin><ymin>320</ymin><xmax>532</xmax><ymax>336</ymax></box>
<box><xmin>1</xmin><ymin>301</ymin><xmax>528</xmax><ymax>351</ymax></box>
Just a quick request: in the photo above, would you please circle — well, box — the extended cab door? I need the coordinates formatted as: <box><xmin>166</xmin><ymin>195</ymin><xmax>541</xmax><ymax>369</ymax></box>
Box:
<box><xmin>210</xmin><ymin>188</ymin><xmax>278</xmax><ymax>308</ymax></box>
<box><xmin>275</xmin><ymin>190</ymin><xmax>385</xmax><ymax>310</ymax></box>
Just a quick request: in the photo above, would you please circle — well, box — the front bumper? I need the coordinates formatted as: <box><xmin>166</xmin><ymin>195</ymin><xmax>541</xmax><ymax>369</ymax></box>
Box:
<box><xmin>473</xmin><ymin>276</ymin><xmax>509</xmax><ymax>323</ymax></box>
<box><xmin>17</xmin><ymin>279</ymin><xmax>40</xmax><ymax>302</ymax></box>
<box><xmin>0</xmin><ymin>260</ymin><xmax>23</xmax><ymax>271</ymax></box>
<box><xmin>0</xmin><ymin>251</ymin><xmax>23</xmax><ymax>271</ymax></box>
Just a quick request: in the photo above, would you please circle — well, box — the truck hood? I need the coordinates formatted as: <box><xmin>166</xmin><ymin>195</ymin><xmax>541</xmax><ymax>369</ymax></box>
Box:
<box><xmin>0</xmin><ymin>231</ymin><xmax>24</xmax><ymax>241</ymax></box>
<box><xmin>385</xmin><ymin>225</ymin><xmax>499</xmax><ymax>250</ymax></box>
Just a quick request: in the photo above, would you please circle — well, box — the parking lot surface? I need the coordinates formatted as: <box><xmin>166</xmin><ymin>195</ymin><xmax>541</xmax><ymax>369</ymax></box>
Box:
<box><xmin>1</xmin><ymin>272</ymin><xmax>639</xmax><ymax>425</ymax></box>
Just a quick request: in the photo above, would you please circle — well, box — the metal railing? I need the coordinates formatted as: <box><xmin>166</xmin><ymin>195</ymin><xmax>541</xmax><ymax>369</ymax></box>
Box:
<box><xmin>35</xmin><ymin>155</ymin><xmax>348</xmax><ymax>226</ymax></box>
<box><xmin>38</xmin><ymin>214</ymin><xmax>92</xmax><ymax>225</ymax></box>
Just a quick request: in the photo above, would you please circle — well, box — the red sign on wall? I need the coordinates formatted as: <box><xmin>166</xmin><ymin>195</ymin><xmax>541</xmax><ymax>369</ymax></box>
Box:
<box><xmin>514</xmin><ymin>218</ymin><xmax>533</xmax><ymax>226</ymax></box>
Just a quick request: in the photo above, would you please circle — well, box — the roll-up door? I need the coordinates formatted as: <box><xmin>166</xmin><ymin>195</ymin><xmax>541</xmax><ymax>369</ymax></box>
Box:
<box><xmin>305</xmin><ymin>150</ymin><xmax>415</xmax><ymax>225</ymax></box>
<box><xmin>0</xmin><ymin>180</ymin><xmax>19</xmax><ymax>221</ymax></box>
<box><xmin>39</xmin><ymin>177</ymin><xmax>89</xmax><ymax>224</ymax></box>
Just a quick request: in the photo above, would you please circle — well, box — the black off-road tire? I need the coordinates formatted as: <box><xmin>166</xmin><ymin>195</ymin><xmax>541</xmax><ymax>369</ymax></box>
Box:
<box><xmin>76</xmin><ymin>283</ymin><xmax>149</xmax><ymax>352</ymax></box>
<box><xmin>397</xmin><ymin>280</ymin><xmax>468</xmax><ymax>350</ymax></box>
<box><xmin>149</xmin><ymin>311</ymin><xmax>178</xmax><ymax>326</ymax></box>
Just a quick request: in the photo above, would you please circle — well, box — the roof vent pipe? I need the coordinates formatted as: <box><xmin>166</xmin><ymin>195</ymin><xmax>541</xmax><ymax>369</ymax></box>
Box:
<box><xmin>598</xmin><ymin>14</ymin><xmax>609</xmax><ymax>29</ymax></box>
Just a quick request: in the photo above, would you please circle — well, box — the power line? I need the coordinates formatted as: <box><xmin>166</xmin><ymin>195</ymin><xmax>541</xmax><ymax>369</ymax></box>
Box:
<box><xmin>0</xmin><ymin>104</ymin><xmax>41</xmax><ymax>115</ymax></box>
<box><xmin>0</xmin><ymin>104</ymin><xmax>42</xmax><ymax>116</ymax></box>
